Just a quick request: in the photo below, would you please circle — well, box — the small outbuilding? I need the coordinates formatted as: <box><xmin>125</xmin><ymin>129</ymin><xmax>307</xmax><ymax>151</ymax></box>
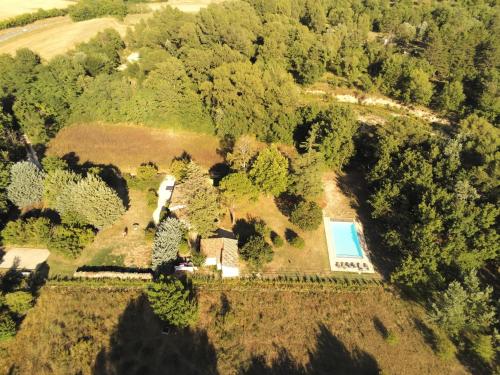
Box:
<box><xmin>200</xmin><ymin>234</ymin><xmax>240</xmax><ymax>278</ymax></box>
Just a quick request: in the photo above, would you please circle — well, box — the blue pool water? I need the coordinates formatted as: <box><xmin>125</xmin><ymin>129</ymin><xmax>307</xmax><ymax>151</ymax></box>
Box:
<box><xmin>330</xmin><ymin>221</ymin><xmax>363</xmax><ymax>258</ymax></box>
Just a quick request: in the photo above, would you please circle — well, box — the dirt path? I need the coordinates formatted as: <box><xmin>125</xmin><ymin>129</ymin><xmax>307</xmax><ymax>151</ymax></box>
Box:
<box><xmin>304</xmin><ymin>88</ymin><xmax>449</xmax><ymax>125</ymax></box>
<box><xmin>152</xmin><ymin>175</ymin><xmax>176</xmax><ymax>225</ymax></box>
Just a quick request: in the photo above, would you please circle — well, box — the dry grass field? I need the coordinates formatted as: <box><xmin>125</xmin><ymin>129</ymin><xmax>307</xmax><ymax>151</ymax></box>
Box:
<box><xmin>222</xmin><ymin>195</ymin><xmax>332</xmax><ymax>275</ymax></box>
<box><xmin>0</xmin><ymin>14</ymin><xmax>148</xmax><ymax>60</ymax></box>
<box><xmin>47</xmin><ymin>123</ymin><xmax>223</xmax><ymax>173</ymax></box>
<box><xmin>0</xmin><ymin>0</ymin><xmax>75</xmax><ymax>20</ymax></box>
<box><xmin>0</xmin><ymin>1</ymin><xmax>225</xmax><ymax>59</ymax></box>
<box><xmin>0</xmin><ymin>284</ymin><xmax>468</xmax><ymax>375</ymax></box>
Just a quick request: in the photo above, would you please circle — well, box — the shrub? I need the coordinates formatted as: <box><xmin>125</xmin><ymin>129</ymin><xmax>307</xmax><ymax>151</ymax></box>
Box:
<box><xmin>271</xmin><ymin>232</ymin><xmax>284</xmax><ymax>248</ymax></box>
<box><xmin>239</xmin><ymin>235</ymin><xmax>273</xmax><ymax>269</ymax></box>
<box><xmin>146</xmin><ymin>276</ymin><xmax>198</xmax><ymax>328</ymax></box>
<box><xmin>7</xmin><ymin>161</ymin><xmax>44</xmax><ymax>209</ymax></box>
<box><xmin>0</xmin><ymin>312</ymin><xmax>16</xmax><ymax>341</ymax></box>
<box><xmin>1</xmin><ymin>218</ymin><xmax>51</xmax><ymax>247</ymax></box>
<box><xmin>170</xmin><ymin>159</ymin><xmax>189</xmax><ymax>181</ymax></box>
<box><xmin>5</xmin><ymin>292</ymin><xmax>33</xmax><ymax>316</ymax></box>
<box><xmin>289</xmin><ymin>235</ymin><xmax>305</xmax><ymax>249</ymax></box>
<box><xmin>126</xmin><ymin>163</ymin><xmax>158</xmax><ymax>190</ymax></box>
<box><xmin>152</xmin><ymin>218</ymin><xmax>185</xmax><ymax>270</ymax></box>
<box><xmin>385</xmin><ymin>331</ymin><xmax>399</xmax><ymax>345</ymax></box>
<box><xmin>49</xmin><ymin>225</ymin><xmax>95</xmax><ymax>258</ymax></box>
<box><xmin>69</xmin><ymin>0</ymin><xmax>128</xmax><ymax>22</ymax></box>
<box><xmin>1</xmin><ymin>221</ymin><xmax>25</xmax><ymax>245</ymax></box>
<box><xmin>191</xmin><ymin>251</ymin><xmax>207</xmax><ymax>267</ymax></box>
<box><xmin>146</xmin><ymin>189</ymin><xmax>158</xmax><ymax>210</ymax></box>
<box><xmin>290</xmin><ymin>201</ymin><xmax>322</xmax><ymax>231</ymax></box>
<box><xmin>253</xmin><ymin>219</ymin><xmax>271</xmax><ymax>239</ymax></box>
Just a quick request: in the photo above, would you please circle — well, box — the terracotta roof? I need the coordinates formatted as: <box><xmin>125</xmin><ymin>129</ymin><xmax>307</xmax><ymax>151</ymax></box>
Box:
<box><xmin>200</xmin><ymin>238</ymin><xmax>223</xmax><ymax>259</ymax></box>
<box><xmin>221</xmin><ymin>238</ymin><xmax>239</xmax><ymax>268</ymax></box>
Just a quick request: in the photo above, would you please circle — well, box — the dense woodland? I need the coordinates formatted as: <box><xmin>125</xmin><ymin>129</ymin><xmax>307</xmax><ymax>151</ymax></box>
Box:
<box><xmin>0</xmin><ymin>0</ymin><xmax>498</xmax><ymax>371</ymax></box>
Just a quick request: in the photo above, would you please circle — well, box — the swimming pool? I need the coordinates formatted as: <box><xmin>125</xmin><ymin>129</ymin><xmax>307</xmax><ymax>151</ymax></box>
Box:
<box><xmin>329</xmin><ymin>221</ymin><xmax>363</xmax><ymax>258</ymax></box>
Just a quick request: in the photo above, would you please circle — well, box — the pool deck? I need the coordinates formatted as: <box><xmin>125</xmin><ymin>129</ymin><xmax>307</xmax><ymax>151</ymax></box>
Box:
<box><xmin>323</xmin><ymin>216</ymin><xmax>375</xmax><ymax>274</ymax></box>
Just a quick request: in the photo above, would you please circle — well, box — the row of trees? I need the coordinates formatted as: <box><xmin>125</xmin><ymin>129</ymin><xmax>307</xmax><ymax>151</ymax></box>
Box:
<box><xmin>1</xmin><ymin>157</ymin><xmax>125</xmax><ymax>257</ymax></box>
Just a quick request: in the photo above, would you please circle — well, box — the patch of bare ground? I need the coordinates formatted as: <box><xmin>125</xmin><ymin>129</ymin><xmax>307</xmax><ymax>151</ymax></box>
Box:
<box><xmin>0</xmin><ymin>285</ymin><xmax>468</xmax><ymax>375</ymax></box>
<box><xmin>47</xmin><ymin>123</ymin><xmax>223</xmax><ymax>173</ymax></box>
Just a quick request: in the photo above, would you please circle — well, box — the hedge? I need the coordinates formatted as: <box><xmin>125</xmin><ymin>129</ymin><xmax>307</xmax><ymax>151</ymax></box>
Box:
<box><xmin>0</xmin><ymin>8</ymin><xmax>68</xmax><ymax>31</ymax></box>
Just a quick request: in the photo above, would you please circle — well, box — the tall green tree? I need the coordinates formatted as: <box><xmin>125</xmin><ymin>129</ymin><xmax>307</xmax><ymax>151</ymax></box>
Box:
<box><xmin>249</xmin><ymin>145</ymin><xmax>288</xmax><ymax>196</ymax></box>
<box><xmin>146</xmin><ymin>276</ymin><xmax>198</xmax><ymax>328</ymax></box>
<box><xmin>7</xmin><ymin>161</ymin><xmax>44</xmax><ymax>209</ymax></box>
<box><xmin>151</xmin><ymin>218</ymin><xmax>185</xmax><ymax>270</ymax></box>
<box><xmin>219</xmin><ymin>172</ymin><xmax>257</xmax><ymax>224</ymax></box>
<box><xmin>288</xmin><ymin>151</ymin><xmax>324</xmax><ymax>198</ymax></box>
<box><xmin>306</xmin><ymin>105</ymin><xmax>359</xmax><ymax>170</ymax></box>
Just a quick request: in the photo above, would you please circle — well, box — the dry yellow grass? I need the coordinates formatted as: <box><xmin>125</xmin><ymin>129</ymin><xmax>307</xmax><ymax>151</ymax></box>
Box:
<box><xmin>164</xmin><ymin>0</ymin><xmax>225</xmax><ymax>13</ymax></box>
<box><xmin>0</xmin><ymin>14</ymin><xmax>149</xmax><ymax>60</ymax></box>
<box><xmin>0</xmin><ymin>0</ymin><xmax>75</xmax><ymax>20</ymax></box>
<box><xmin>0</xmin><ymin>284</ymin><xmax>468</xmax><ymax>375</ymax></box>
<box><xmin>47</xmin><ymin>123</ymin><xmax>223</xmax><ymax>173</ymax></box>
<box><xmin>220</xmin><ymin>194</ymin><xmax>331</xmax><ymax>274</ymax></box>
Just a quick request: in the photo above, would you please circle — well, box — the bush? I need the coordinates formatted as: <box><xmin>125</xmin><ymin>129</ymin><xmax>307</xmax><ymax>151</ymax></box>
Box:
<box><xmin>1</xmin><ymin>218</ymin><xmax>51</xmax><ymax>247</ymax></box>
<box><xmin>146</xmin><ymin>189</ymin><xmax>158</xmax><ymax>210</ymax></box>
<box><xmin>239</xmin><ymin>235</ymin><xmax>273</xmax><ymax>269</ymax></box>
<box><xmin>146</xmin><ymin>276</ymin><xmax>198</xmax><ymax>328</ymax></box>
<box><xmin>191</xmin><ymin>251</ymin><xmax>207</xmax><ymax>267</ymax></box>
<box><xmin>170</xmin><ymin>159</ymin><xmax>189</xmax><ymax>182</ymax></box>
<box><xmin>385</xmin><ymin>331</ymin><xmax>399</xmax><ymax>345</ymax></box>
<box><xmin>126</xmin><ymin>163</ymin><xmax>158</xmax><ymax>191</ymax></box>
<box><xmin>290</xmin><ymin>201</ymin><xmax>322</xmax><ymax>231</ymax></box>
<box><xmin>0</xmin><ymin>312</ymin><xmax>16</xmax><ymax>341</ymax></box>
<box><xmin>253</xmin><ymin>219</ymin><xmax>271</xmax><ymax>239</ymax></box>
<box><xmin>289</xmin><ymin>235</ymin><xmax>305</xmax><ymax>249</ymax></box>
<box><xmin>49</xmin><ymin>225</ymin><xmax>95</xmax><ymax>258</ymax></box>
<box><xmin>5</xmin><ymin>292</ymin><xmax>33</xmax><ymax>316</ymax></box>
<box><xmin>271</xmin><ymin>232</ymin><xmax>284</xmax><ymax>248</ymax></box>
<box><xmin>69</xmin><ymin>0</ymin><xmax>128</xmax><ymax>22</ymax></box>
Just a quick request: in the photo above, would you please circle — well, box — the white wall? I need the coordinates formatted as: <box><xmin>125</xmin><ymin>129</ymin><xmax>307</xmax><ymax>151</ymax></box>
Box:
<box><xmin>221</xmin><ymin>265</ymin><xmax>239</xmax><ymax>278</ymax></box>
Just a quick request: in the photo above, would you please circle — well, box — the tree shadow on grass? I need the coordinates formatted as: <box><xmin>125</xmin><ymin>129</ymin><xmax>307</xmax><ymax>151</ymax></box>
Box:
<box><xmin>240</xmin><ymin>324</ymin><xmax>380</xmax><ymax>375</ymax></box>
<box><xmin>372</xmin><ymin>316</ymin><xmax>389</xmax><ymax>339</ymax></box>
<box><xmin>93</xmin><ymin>294</ymin><xmax>218</xmax><ymax>375</ymax></box>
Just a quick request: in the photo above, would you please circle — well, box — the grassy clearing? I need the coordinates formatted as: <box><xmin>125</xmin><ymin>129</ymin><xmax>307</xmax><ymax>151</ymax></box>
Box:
<box><xmin>47</xmin><ymin>188</ymin><xmax>154</xmax><ymax>276</ymax></box>
<box><xmin>0</xmin><ymin>284</ymin><xmax>467</xmax><ymax>375</ymax></box>
<box><xmin>0</xmin><ymin>0</ymin><xmax>75</xmax><ymax>20</ymax></box>
<box><xmin>47</xmin><ymin>123</ymin><xmax>223</xmax><ymax>173</ymax></box>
